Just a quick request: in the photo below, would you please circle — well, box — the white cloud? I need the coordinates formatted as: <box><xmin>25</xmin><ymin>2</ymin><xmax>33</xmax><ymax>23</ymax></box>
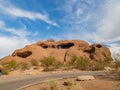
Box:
<box><xmin>0</xmin><ymin>36</ymin><xmax>30</xmax><ymax>58</ymax></box>
<box><xmin>0</xmin><ymin>20</ymin><xmax>35</xmax><ymax>58</ymax></box>
<box><xmin>0</xmin><ymin>20</ymin><xmax>5</xmax><ymax>29</ymax></box>
<box><xmin>110</xmin><ymin>46</ymin><xmax>120</xmax><ymax>61</ymax></box>
<box><xmin>0</xmin><ymin>20</ymin><xmax>30</xmax><ymax>38</ymax></box>
<box><xmin>0</xmin><ymin>3</ymin><xmax>59</xmax><ymax>27</ymax></box>
<box><xmin>75</xmin><ymin>8</ymin><xmax>83</xmax><ymax>17</ymax></box>
<box><xmin>62</xmin><ymin>0</ymin><xmax>120</xmax><ymax>45</ymax></box>
<box><xmin>87</xmin><ymin>0</ymin><xmax>120</xmax><ymax>43</ymax></box>
<box><xmin>5</xmin><ymin>27</ymin><xmax>30</xmax><ymax>37</ymax></box>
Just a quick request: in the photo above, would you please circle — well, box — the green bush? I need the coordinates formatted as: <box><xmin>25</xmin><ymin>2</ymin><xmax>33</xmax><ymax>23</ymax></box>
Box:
<box><xmin>40</xmin><ymin>56</ymin><xmax>61</xmax><ymax>71</ymax></box>
<box><xmin>75</xmin><ymin>57</ymin><xmax>90</xmax><ymax>70</ymax></box>
<box><xmin>41</xmin><ymin>56</ymin><xmax>56</xmax><ymax>67</ymax></box>
<box><xmin>6</xmin><ymin>60</ymin><xmax>17</xmax><ymax>70</ymax></box>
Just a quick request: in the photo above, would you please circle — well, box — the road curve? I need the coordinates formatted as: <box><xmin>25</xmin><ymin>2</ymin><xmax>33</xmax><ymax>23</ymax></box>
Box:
<box><xmin>0</xmin><ymin>71</ymin><xmax>109</xmax><ymax>90</ymax></box>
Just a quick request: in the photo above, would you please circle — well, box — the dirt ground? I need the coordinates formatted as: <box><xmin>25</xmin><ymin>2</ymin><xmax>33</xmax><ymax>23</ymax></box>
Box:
<box><xmin>24</xmin><ymin>75</ymin><xmax>120</xmax><ymax>90</ymax></box>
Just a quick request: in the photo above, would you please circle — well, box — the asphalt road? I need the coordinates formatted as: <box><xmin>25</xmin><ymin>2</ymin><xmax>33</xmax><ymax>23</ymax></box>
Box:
<box><xmin>0</xmin><ymin>71</ymin><xmax>110</xmax><ymax>90</ymax></box>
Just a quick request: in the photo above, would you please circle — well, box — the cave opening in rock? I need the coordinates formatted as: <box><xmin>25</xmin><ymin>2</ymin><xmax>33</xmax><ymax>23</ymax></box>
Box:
<box><xmin>17</xmin><ymin>51</ymin><xmax>32</xmax><ymax>58</ymax></box>
<box><xmin>58</xmin><ymin>43</ymin><xmax>74</xmax><ymax>49</ymax></box>
<box><xmin>42</xmin><ymin>45</ymin><xmax>48</xmax><ymax>48</ymax></box>
<box><xmin>96</xmin><ymin>44</ymin><xmax>102</xmax><ymax>48</ymax></box>
<box><xmin>40</xmin><ymin>43</ymin><xmax>48</xmax><ymax>49</ymax></box>
<box><xmin>51</xmin><ymin>45</ymin><xmax>55</xmax><ymax>48</ymax></box>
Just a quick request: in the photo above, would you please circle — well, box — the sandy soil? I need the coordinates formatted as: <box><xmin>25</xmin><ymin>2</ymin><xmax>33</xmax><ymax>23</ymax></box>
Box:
<box><xmin>24</xmin><ymin>75</ymin><xmax>120</xmax><ymax>90</ymax></box>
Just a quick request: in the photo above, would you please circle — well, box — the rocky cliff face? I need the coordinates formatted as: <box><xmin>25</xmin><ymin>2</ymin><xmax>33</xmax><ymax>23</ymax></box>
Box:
<box><xmin>0</xmin><ymin>39</ymin><xmax>111</xmax><ymax>63</ymax></box>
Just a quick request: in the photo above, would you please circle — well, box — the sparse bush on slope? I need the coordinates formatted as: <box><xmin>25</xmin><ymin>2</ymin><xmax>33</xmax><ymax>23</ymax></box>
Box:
<box><xmin>40</xmin><ymin>56</ymin><xmax>62</xmax><ymax>71</ymax></box>
<box><xmin>75</xmin><ymin>57</ymin><xmax>90</xmax><ymax>70</ymax></box>
<box><xmin>30</xmin><ymin>59</ymin><xmax>39</xmax><ymax>66</ymax></box>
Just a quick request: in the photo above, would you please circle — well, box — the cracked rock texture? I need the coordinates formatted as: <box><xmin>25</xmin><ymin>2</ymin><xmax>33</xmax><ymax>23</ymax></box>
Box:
<box><xmin>0</xmin><ymin>39</ymin><xmax>111</xmax><ymax>63</ymax></box>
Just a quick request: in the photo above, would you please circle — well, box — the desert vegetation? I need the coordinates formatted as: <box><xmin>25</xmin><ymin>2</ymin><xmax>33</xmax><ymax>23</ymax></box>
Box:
<box><xmin>35</xmin><ymin>79</ymin><xmax>83</xmax><ymax>90</ymax></box>
<box><xmin>1</xmin><ymin>40</ymin><xmax>120</xmax><ymax>75</ymax></box>
<box><xmin>40</xmin><ymin>56</ymin><xmax>63</xmax><ymax>71</ymax></box>
<box><xmin>24</xmin><ymin>74</ymin><xmax>120</xmax><ymax>90</ymax></box>
<box><xmin>0</xmin><ymin>55</ymin><xmax>120</xmax><ymax>75</ymax></box>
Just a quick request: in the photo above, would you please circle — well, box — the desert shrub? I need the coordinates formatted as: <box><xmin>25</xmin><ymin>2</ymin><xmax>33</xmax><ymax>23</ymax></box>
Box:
<box><xmin>63</xmin><ymin>63</ymin><xmax>73</xmax><ymax>70</ymax></box>
<box><xmin>68</xmin><ymin>55</ymin><xmax>77</xmax><ymax>65</ymax></box>
<box><xmin>104</xmin><ymin>56</ymin><xmax>113</xmax><ymax>62</ymax></box>
<box><xmin>90</xmin><ymin>61</ymin><xmax>105</xmax><ymax>71</ymax></box>
<box><xmin>40</xmin><ymin>56</ymin><xmax>61</xmax><ymax>71</ymax></box>
<box><xmin>30</xmin><ymin>59</ymin><xmax>39</xmax><ymax>66</ymax></box>
<box><xmin>114</xmin><ymin>61</ymin><xmax>120</xmax><ymax>70</ymax></box>
<box><xmin>103</xmin><ymin>56</ymin><xmax>113</xmax><ymax>67</ymax></box>
<box><xmin>48</xmin><ymin>81</ymin><xmax>59</xmax><ymax>90</ymax></box>
<box><xmin>1</xmin><ymin>68</ymin><xmax>9</xmax><ymax>75</ymax></box>
<box><xmin>20</xmin><ymin>62</ymin><xmax>30</xmax><ymax>70</ymax></box>
<box><xmin>64</xmin><ymin>79</ymin><xmax>76</xmax><ymax>86</ymax></box>
<box><xmin>54</xmin><ymin>61</ymin><xmax>63</xmax><ymax>69</ymax></box>
<box><xmin>75</xmin><ymin>57</ymin><xmax>90</xmax><ymax>70</ymax></box>
<box><xmin>1</xmin><ymin>60</ymin><xmax>17</xmax><ymax>75</ymax></box>
<box><xmin>41</xmin><ymin>56</ymin><xmax>56</xmax><ymax>67</ymax></box>
<box><xmin>6</xmin><ymin>60</ymin><xmax>17</xmax><ymax>70</ymax></box>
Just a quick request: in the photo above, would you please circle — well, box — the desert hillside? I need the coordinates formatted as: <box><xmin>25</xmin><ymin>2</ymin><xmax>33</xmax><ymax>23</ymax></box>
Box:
<box><xmin>0</xmin><ymin>39</ymin><xmax>111</xmax><ymax>64</ymax></box>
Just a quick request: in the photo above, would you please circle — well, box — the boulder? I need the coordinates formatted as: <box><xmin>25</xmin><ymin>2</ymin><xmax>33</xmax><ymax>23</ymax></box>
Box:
<box><xmin>76</xmin><ymin>75</ymin><xmax>95</xmax><ymax>81</ymax></box>
<box><xmin>0</xmin><ymin>40</ymin><xmax>112</xmax><ymax>64</ymax></box>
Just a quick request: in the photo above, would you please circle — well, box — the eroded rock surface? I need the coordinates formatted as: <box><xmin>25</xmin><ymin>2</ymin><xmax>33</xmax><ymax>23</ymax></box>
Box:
<box><xmin>0</xmin><ymin>40</ymin><xmax>111</xmax><ymax>63</ymax></box>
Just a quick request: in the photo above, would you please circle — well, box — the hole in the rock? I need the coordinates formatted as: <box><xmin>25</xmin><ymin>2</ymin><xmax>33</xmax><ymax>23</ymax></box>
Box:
<box><xmin>42</xmin><ymin>45</ymin><xmax>48</xmax><ymax>48</ymax></box>
<box><xmin>40</xmin><ymin>43</ymin><xmax>48</xmax><ymax>48</ymax></box>
<box><xmin>96</xmin><ymin>44</ymin><xmax>102</xmax><ymax>48</ymax></box>
<box><xmin>52</xmin><ymin>45</ymin><xmax>55</xmax><ymax>48</ymax></box>
<box><xmin>58</xmin><ymin>43</ymin><xmax>74</xmax><ymax>49</ymax></box>
<box><xmin>17</xmin><ymin>51</ymin><xmax>32</xmax><ymax>58</ymax></box>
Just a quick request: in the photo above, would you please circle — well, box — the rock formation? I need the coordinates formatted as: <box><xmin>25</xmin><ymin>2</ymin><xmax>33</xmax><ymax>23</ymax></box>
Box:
<box><xmin>0</xmin><ymin>39</ymin><xmax>112</xmax><ymax>63</ymax></box>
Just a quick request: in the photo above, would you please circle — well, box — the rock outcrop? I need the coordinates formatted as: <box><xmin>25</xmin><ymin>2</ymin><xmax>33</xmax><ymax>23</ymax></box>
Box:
<box><xmin>0</xmin><ymin>39</ymin><xmax>112</xmax><ymax>63</ymax></box>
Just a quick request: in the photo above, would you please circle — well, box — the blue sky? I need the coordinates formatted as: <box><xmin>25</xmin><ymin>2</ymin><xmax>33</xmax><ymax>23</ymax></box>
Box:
<box><xmin>0</xmin><ymin>0</ymin><xmax>120</xmax><ymax>58</ymax></box>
